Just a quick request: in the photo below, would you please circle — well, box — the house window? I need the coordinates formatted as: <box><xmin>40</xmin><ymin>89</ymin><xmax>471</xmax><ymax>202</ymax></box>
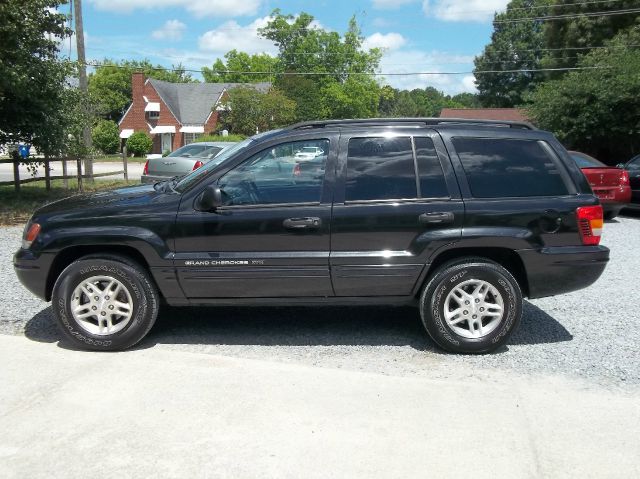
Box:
<box><xmin>184</xmin><ymin>132</ymin><xmax>202</xmax><ymax>145</ymax></box>
<box><xmin>148</xmin><ymin>111</ymin><xmax>160</xmax><ymax>120</ymax></box>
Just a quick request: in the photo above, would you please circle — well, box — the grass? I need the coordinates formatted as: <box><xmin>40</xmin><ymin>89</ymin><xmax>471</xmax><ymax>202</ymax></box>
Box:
<box><xmin>0</xmin><ymin>179</ymin><xmax>131</xmax><ymax>225</ymax></box>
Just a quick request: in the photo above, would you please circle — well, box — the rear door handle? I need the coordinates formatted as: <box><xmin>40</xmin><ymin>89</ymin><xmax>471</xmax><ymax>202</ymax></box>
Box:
<box><xmin>283</xmin><ymin>217</ymin><xmax>322</xmax><ymax>230</ymax></box>
<box><xmin>419</xmin><ymin>212</ymin><xmax>455</xmax><ymax>225</ymax></box>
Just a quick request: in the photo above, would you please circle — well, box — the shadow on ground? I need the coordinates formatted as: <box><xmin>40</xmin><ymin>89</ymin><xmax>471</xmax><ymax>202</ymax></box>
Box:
<box><xmin>23</xmin><ymin>300</ymin><xmax>572</xmax><ymax>353</ymax></box>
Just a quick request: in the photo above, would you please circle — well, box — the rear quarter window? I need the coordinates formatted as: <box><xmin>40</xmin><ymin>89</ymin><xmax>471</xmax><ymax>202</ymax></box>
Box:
<box><xmin>453</xmin><ymin>137</ymin><xmax>570</xmax><ymax>198</ymax></box>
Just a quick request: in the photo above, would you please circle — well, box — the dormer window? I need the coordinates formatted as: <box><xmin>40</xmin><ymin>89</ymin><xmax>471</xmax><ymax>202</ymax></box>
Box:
<box><xmin>145</xmin><ymin>101</ymin><xmax>160</xmax><ymax>120</ymax></box>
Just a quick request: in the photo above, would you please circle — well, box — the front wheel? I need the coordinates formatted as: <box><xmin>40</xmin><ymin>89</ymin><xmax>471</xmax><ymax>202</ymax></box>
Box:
<box><xmin>52</xmin><ymin>256</ymin><xmax>159</xmax><ymax>351</ymax></box>
<box><xmin>419</xmin><ymin>258</ymin><xmax>522</xmax><ymax>354</ymax></box>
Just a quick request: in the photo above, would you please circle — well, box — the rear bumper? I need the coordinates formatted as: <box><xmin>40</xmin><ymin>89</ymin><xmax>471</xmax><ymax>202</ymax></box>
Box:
<box><xmin>517</xmin><ymin>245</ymin><xmax>609</xmax><ymax>299</ymax></box>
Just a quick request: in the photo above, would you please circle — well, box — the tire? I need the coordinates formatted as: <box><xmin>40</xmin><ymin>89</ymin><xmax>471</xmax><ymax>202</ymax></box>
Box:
<box><xmin>419</xmin><ymin>257</ymin><xmax>522</xmax><ymax>354</ymax></box>
<box><xmin>603</xmin><ymin>211</ymin><xmax>616</xmax><ymax>220</ymax></box>
<box><xmin>52</xmin><ymin>256</ymin><xmax>159</xmax><ymax>351</ymax></box>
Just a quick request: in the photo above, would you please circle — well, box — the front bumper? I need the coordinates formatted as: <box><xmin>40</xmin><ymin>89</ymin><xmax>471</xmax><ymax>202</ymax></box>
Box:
<box><xmin>14</xmin><ymin>249</ymin><xmax>54</xmax><ymax>301</ymax></box>
<box><xmin>517</xmin><ymin>245</ymin><xmax>609</xmax><ymax>299</ymax></box>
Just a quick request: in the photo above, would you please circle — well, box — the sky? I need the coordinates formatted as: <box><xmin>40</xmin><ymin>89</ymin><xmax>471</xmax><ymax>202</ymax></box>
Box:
<box><xmin>64</xmin><ymin>0</ymin><xmax>512</xmax><ymax>95</ymax></box>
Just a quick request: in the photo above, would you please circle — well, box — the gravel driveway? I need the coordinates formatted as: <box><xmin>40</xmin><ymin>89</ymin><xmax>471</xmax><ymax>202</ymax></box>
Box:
<box><xmin>2</xmin><ymin>214</ymin><xmax>639</xmax><ymax>389</ymax></box>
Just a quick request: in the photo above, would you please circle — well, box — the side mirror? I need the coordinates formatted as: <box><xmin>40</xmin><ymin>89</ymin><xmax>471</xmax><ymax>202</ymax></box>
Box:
<box><xmin>198</xmin><ymin>185</ymin><xmax>223</xmax><ymax>211</ymax></box>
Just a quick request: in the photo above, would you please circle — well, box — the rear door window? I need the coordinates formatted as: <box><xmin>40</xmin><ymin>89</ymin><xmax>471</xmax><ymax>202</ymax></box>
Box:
<box><xmin>453</xmin><ymin>138</ymin><xmax>569</xmax><ymax>198</ymax></box>
<box><xmin>414</xmin><ymin>137</ymin><xmax>449</xmax><ymax>198</ymax></box>
<box><xmin>346</xmin><ymin>137</ymin><xmax>416</xmax><ymax>201</ymax></box>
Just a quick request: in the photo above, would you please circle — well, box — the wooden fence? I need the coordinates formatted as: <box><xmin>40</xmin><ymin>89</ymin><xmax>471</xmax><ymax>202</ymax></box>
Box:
<box><xmin>0</xmin><ymin>148</ymin><xmax>130</xmax><ymax>192</ymax></box>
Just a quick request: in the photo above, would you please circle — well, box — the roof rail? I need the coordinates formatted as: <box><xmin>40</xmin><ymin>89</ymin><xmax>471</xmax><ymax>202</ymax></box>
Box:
<box><xmin>289</xmin><ymin>117</ymin><xmax>536</xmax><ymax>130</ymax></box>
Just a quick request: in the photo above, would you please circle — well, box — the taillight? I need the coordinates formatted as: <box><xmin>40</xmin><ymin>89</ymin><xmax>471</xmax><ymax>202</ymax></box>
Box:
<box><xmin>143</xmin><ymin>160</ymin><xmax>149</xmax><ymax>175</ymax></box>
<box><xmin>293</xmin><ymin>164</ymin><xmax>301</xmax><ymax>177</ymax></box>
<box><xmin>576</xmin><ymin>205</ymin><xmax>603</xmax><ymax>246</ymax></box>
<box><xmin>193</xmin><ymin>160</ymin><xmax>204</xmax><ymax>170</ymax></box>
<box><xmin>620</xmin><ymin>169</ymin><xmax>630</xmax><ymax>186</ymax></box>
<box><xmin>22</xmin><ymin>223</ymin><xmax>41</xmax><ymax>249</ymax></box>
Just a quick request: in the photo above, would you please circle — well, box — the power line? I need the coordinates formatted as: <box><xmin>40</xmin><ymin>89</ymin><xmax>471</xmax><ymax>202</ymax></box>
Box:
<box><xmin>494</xmin><ymin>7</ymin><xmax>640</xmax><ymax>24</ymax></box>
<box><xmin>430</xmin><ymin>0</ymin><xmax>629</xmax><ymax>16</ymax></box>
<box><xmin>82</xmin><ymin>60</ymin><xmax>616</xmax><ymax>76</ymax></box>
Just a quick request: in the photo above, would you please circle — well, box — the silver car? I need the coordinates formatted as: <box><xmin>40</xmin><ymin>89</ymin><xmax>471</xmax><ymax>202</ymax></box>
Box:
<box><xmin>141</xmin><ymin>142</ymin><xmax>238</xmax><ymax>184</ymax></box>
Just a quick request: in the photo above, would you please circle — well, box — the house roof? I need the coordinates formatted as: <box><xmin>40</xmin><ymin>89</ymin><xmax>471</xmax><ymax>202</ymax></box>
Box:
<box><xmin>148</xmin><ymin>79</ymin><xmax>271</xmax><ymax>125</ymax></box>
<box><xmin>439</xmin><ymin>108</ymin><xmax>529</xmax><ymax>122</ymax></box>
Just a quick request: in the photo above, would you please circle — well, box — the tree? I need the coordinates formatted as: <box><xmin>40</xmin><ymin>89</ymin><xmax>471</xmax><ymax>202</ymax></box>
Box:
<box><xmin>0</xmin><ymin>0</ymin><xmax>72</xmax><ymax>154</ymax></box>
<box><xmin>92</xmin><ymin>120</ymin><xmax>120</xmax><ymax>154</ymax></box>
<box><xmin>88</xmin><ymin>60</ymin><xmax>196</xmax><ymax>121</ymax></box>
<box><xmin>474</xmin><ymin>0</ymin><xmax>551</xmax><ymax>107</ymax></box>
<box><xmin>126</xmin><ymin>131</ymin><xmax>152</xmax><ymax>157</ymax></box>
<box><xmin>202</xmin><ymin>50</ymin><xmax>277</xmax><ymax>83</ymax></box>
<box><xmin>527</xmin><ymin>27</ymin><xmax>640</xmax><ymax>162</ymax></box>
<box><xmin>258</xmin><ymin>10</ymin><xmax>383</xmax><ymax>120</ymax></box>
<box><xmin>220</xmin><ymin>87</ymin><xmax>296</xmax><ymax>136</ymax></box>
<box><xmin>543</xmin><ymin>0</ymin><xmax>640</xmax><ymax>71</ymax></box>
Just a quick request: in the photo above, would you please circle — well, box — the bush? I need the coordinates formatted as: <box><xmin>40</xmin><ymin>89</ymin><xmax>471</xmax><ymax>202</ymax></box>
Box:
<box><xmin>196</xmin><ymin>134</ymin><xmax>246</xmax><ymax>143</ymax></box>
<box><xmin>92</xmin><ymin>120</ymin><xmax>120</xmax><ymax>154</ymax></box>
<box><xmin>126</xmin><ymin>131</ymin><xmax>152</xmax><ymax>157</ymax></box>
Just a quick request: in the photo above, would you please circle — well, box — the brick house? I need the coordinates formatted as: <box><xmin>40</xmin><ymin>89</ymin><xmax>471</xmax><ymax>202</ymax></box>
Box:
<box><xmin>118</xmin><ymin>73</ymin><xmax>270</xmax><ymax>154</ymax></box>
<box><xmin>439</xmin><ymin>108</ymin><xmax>530</xmax><ymax>123</ymax></box>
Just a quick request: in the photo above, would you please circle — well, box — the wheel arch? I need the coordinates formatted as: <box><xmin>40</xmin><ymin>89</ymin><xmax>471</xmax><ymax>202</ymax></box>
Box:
<box><xmin>45</xmin><ymin>245</ymin><xmax>157</xmax><ymax>302</ymax></box>
<box><xmin>416</xmin><ymin>247</ymin><xmax>530</xmax><ymax>298</ymax></box>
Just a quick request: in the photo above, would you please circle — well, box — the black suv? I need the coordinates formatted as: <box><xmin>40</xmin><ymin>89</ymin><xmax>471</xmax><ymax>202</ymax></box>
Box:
<box><xmin>14</xmin><ymin>119</ymin><xmax>609</xmax><ymax>353</ymax></box>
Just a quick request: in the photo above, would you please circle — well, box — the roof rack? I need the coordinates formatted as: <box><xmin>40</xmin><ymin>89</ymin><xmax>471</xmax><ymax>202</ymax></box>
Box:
<box><xmin>289</xmin><ymin>117</ymin><xmax>536</xmax><ymax>131</ymax></box>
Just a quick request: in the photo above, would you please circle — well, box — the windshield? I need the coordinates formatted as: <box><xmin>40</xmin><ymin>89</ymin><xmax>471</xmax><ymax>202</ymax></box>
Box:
<box><xmin>192</xmin><ymin>146</ymin><xmax>223</xmax><ymax>159</ymax></box>
<box><xmin>302</xmin><ymin>147</ymin><xmax>317</xmax><ymax>152</ymax></box>
<box><xmin>166</xmin><ymin>144</ymin><xmax>209</xmax><ymax>158</ymax></box>
<box><xmin>174</xmin><ymin>138</ymin><xmax>254</xmax><ymax>192</ymax></box>
<box><xmin>570</xmin><ymin>152</ymin><xmax>605</xmax><ymax>168</ymax></box>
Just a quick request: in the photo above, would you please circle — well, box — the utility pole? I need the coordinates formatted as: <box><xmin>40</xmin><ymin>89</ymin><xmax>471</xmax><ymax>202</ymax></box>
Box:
<box><xmin>73</xmin><ymin>0</ymin><xmax>93</xmax><ymax>181</ymax></box>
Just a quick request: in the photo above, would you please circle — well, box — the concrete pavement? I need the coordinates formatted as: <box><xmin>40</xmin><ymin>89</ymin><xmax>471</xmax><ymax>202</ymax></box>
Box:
<box><xmin>0</xmin><ymin>334</ymin><xmax>638</xmax><ymax>478</ymax></box>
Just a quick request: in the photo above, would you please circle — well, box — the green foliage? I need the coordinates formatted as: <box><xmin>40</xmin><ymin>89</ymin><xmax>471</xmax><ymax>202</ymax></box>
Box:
<box><xmin>527</xmin><ymin>27</ymin><xmax>640</xmax><ymax>161</ymax></box>
<box><xmin>378</xmin><ymin>86</ymin><xmax>481</xmax><ymax>117</ymax></box>
<box><xmin>203</xmin><ymin>50</ymin><xmax>277</xmax><ymax>83</ymax></box>
<box><xmin>0</xmin><ymin>0</ymin><xmax>72</xmax><ymax>153</ymax></box>
<box><xmin>88</xmin><ymin>60</ymin><xmax>196</xmax><ymax>121</ymax></box>
<box><xmin>543</xmin><ymin>0</ymin><xmax>640</xmax><ymax>71</ymax></box>
<box><xmin>474</xmin><ymin>0</ymin><xmax>551</xmax><ymax>107</ymax></box>
<box><xmin>92</xmin><ymin>120</ymin><xmax>120</xmax><ymax>154</ymax></box>
<box><xmin>257</xmin><ymin>10</ymin><xmax>382</xmax><ymax>120</ymax></box>
<box><xmin>220</xmin><ymin>87</ymin><xmax>296</xmax><ymax>135</ymax></box>
<box><xmin>196</xmin><ymin>134</ymin><xmax>247</xmax><ymax>142</ymax></box>
<box><xmin>126</xmin><ymin>131</ymin><xmax>153</xmax><ymax>157</ymax></box>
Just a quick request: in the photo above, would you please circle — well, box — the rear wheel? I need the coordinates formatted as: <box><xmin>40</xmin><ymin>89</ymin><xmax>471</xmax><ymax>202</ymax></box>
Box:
<box><xmin>419</xmin><ymin>258</ymin><xmax>522</xmax><ymax>354</ymax></box>
<box><xmin>52</xmin><ymin>256</ymin><xmax>159</xmax><ymax>351</ymax></box>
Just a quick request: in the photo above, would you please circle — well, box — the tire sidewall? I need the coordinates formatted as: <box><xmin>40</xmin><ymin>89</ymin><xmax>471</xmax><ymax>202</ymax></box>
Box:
<box><xmin>424</xmin><ymin>262</ymin><xmax>521</xmax><ymax>353</ymax></box>
<box><xmin>53</xmin><ymin>260</ymin><xmax>153</xmax><ymax>350</ymax></box>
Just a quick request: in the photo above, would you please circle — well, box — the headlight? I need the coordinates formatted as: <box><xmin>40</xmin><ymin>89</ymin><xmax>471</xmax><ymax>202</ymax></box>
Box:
<box><xmin>22</xmin><ymin>222</ymin><xmax>41</xmax><ymax>249</ymax></box>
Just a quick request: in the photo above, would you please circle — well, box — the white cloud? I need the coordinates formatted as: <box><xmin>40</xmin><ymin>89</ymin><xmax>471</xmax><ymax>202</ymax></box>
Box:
<box><xmin>372</xmin><ymin>0</ymin><xmax>417</xmax><ymax>9</ymax></box>
<box><xmin>152</xmin><ymin>20</ymin><xmax>186</xmax><ymax>40</ymax></box>
<box><xmin>198</xmin><ymin>16</ymin><xmax>278</xmax><ymax>55</ymax></box>
<box><xmin>462</xmin><ymin>75</ymin><xmax>477</xmax><ymax>92</ymax></box>
<box><xmin>363</xmin><ymin>32</ymin><xmax>407</xmax><ymax>51</ymax></box>
<box><xmin>377</xmin><ymin>48</ymin><xmax>476</xmax><ymax>94</ymax></box>
<box><xmin>88</xmin><ymin>0</ymin><xmax>262</xmax><ymax>17</ymax></box>
<box><xmin>422</xmin><ymin>0</ymin><xmax>509</xmax><ymax>22</ymax></box>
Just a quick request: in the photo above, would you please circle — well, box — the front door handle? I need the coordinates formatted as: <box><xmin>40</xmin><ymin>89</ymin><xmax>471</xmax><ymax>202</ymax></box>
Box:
<box><xmin>419</xmin><ymin>212</ymin><xmax>455</xmax><ymax>225</ymax></box>
<box><xmin>283</xmin><ymin>217</ymin><xmax>322</xmax><ymax>230</ymax></box>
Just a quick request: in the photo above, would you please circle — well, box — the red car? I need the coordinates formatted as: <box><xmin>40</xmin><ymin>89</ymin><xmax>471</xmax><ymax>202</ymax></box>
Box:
<box><xmin>569</xmin><ymin>151</ymin><xmax>631</xmax><ymax>219</ymax></box>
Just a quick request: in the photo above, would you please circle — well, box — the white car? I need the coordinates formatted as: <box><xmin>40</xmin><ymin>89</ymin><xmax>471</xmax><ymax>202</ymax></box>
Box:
<box><xmin>294</xmin><ymin>146</ymin><xmax>325</xmax><ymax>160</ymax></box>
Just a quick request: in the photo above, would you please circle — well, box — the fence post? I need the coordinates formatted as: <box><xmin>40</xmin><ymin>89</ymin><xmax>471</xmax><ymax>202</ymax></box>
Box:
<box><xmin>122</xmin><ymin>146</ymin><xmax>128</xmax><ymax>183</ymax></box>
<box><xmin>62</xmin><ymin>157</ymin><xmax>68</xmax><ymax>188</ymax></box>
<box><xmin>76</xmin><ymin>156</ymin><xmax>83</xmax><ymax>192</ymax></box>
<box><xmin>44</xmin><ymin>156</ymin><xmax>51</xmax><ymax>191</ymax></box>
<box><xmin>12</xmin><ymin>154</ymin><xmax>20</xmax><ymax>193</ymax></box>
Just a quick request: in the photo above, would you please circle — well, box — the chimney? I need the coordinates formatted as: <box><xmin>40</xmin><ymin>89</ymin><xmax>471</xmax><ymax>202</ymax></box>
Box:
<box><xmin>131</xmin><ymin>72</ymin><xmax>145</xmax><ymax>105</ymax></box>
